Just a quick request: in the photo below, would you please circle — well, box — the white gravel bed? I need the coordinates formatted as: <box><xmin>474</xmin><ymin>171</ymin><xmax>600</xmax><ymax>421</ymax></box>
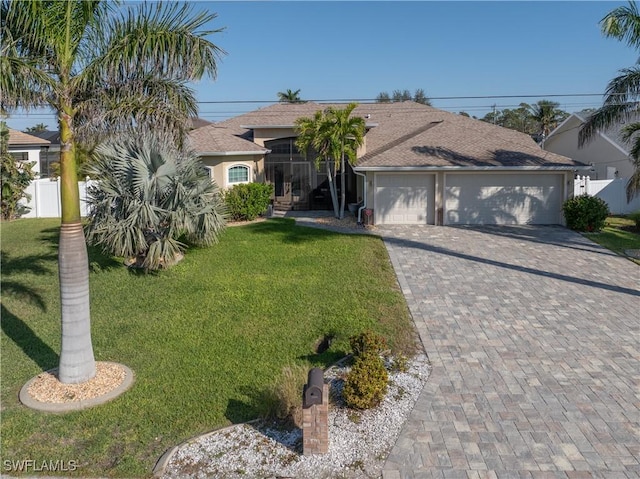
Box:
<box><xmin>162</xmin><ymin>354</ymin><xmax>430</xmax><ymax>479</ymax></box>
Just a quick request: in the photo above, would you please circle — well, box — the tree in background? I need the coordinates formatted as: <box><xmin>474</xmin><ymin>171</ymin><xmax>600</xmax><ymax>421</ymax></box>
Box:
<box><xmin>580</xmin><ymin>0</ymin><xmax>640</xmax><ymax>201</ymax></box>
<box><xmin>1</xmin><ymin>121</ymin><xmax>35</xmax><ymax>220</ymax></box>
<box><xmin>85</xmin><ymin>131</ymin><xmax>226</xmax><ymax>271</ymax></box>
<box><xmin>375</xmin><ymin>92</ymin><xmax>391</xmax><ymax>103</ymax></box>
<box><xmin>25</xmin><ymin>123</ymin><xmax>48</xmax><ymax>132</ymax></box>
<box><xmin>277</xmin><ymin>89</ymin><xmax>303</xmax><ymax>103</ymax></box>
<box><xmin>1</xmin><ymin>0</ymin><xmax>224</xmax><ymax>384</ymax></box>
<box><xmin>529</xmin><ymin>100</ymin><xmax>569</xmax><ymax>139</ymax></box>
<box><xmin>376</xmin><ymin>89</ymin><xmax>432</xmax><ymax>105</ymax></box>
<box><xmin>480</xmin><ymin>101</ymin><xmax>568</xmax><ymax>137</ymax></box>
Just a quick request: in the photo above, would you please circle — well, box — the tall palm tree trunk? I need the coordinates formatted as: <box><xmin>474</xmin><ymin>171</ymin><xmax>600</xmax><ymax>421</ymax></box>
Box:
<box><xmin>58</xmin><ymin>113</ymin><xmax>96</xmax><ymax>384</ymax></box>
<box><xmin>58</xmin><ymin>222</ymin><xmax>95</xmax><ymax>383</ymax></box>
<box><xmin>326</xmin><ymin>160</ymin><xmax>339</xmax><ymax>218</ymax></box>
<box><xmin>339</xmin><ymin>148</ymin><xmax>346</xmax><ymax>219</ymax></box>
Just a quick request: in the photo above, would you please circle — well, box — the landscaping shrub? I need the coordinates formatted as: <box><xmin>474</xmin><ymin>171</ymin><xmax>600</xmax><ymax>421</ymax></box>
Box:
<box><xmin>259</xmin><ymin>364</ymin><xmax>308</xmax><ymax>428</ymax></box>
<box><xmin>349</xmin><ymin>330</ymin><xmax>388</xmax><ymax>357</ymax></box>
<box><xmin>629</xmin><ymin>210</ymin><xmax>640</xmax><ymax>230</ymax></box>
<box><xmin>224</xmin><ymin>183</ymin><xmax>273</xmax><ymax>221</ymax></box>
<box><xmin>343</xmin><ymin>353</ymin><xmax>388</xmax><ymax>410</ymax></box>
<box><xmin>562</xmin><ymin>194</ymin><xmax>609</xmax><ymax>232</ymax></box>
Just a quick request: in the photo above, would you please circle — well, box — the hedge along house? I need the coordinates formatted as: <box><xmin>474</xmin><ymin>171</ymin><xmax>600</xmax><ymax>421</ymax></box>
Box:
<box><xmin>189</xmin><ymin>102</ymin><xmax>588</xmax><ymax>225</ymax></box>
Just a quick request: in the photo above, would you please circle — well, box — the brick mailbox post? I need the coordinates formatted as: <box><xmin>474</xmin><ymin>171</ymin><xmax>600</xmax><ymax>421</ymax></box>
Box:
<box><xmin>302</xmin><ymin>368</ymin><xmax>329</xmax><ymax>455</ymax></box>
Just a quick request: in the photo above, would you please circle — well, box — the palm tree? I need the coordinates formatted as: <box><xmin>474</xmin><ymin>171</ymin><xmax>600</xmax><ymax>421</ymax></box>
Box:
<box><xmin>277</xmin><ymin>89</ymin><xmax>303</xmax><ymax>103</ymax></box>
<box><xmin>324</xmin><ymin>103</ymin><xmax>366</xmax><ymax>219</ymax></box>
<box><xmin>295</xmin><ymin>104</ymin><xmax>365</xmax><ymax>219</ymax></box>
<box><xmin>529</xmin><ymin>100</ymin><xmax>567</xmax><ymax>139</ymax></box>
<box><xmin>295</xmin><ymin>109</ymin><xmax>340</xmax><ymax>217</ymax></box>
<box><xmin>1</xmin><ymin>0</ymin><xmax>224</xmax><ymax>384</ymax></box>
<box><xmin>579</xmin><ymin>1</ymin><xmax>640</xmax><ymax>202</ymax></box>
<box><xmin>85</xmin><ymin>131</ymin><xmax>226</xmax><ymax>271</ymax></box>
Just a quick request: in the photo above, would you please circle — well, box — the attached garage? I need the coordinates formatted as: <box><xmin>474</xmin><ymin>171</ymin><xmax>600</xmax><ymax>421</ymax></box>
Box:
<box><xmin>444</xmin><ymin>173</ymin><xmax>565</xmax><ymax>225</ymax></box>
<box><xmin>374</xmin><ymin>173</ymin><xmax>435</xmax><ymax>225</ymax></box>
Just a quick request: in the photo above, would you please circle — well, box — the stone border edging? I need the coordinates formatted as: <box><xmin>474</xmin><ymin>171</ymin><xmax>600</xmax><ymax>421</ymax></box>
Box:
<box><xmin>152</xmin><ymin>420</ymin><xmax>261</xmax><ymax>477</ymax></box>
<box><xmin>19</xmin><ymin>362</ymin><xmax>134</xmax><ymax>413</ymax></box>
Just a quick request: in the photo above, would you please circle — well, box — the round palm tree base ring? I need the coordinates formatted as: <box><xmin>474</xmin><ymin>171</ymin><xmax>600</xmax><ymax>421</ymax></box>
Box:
<box><xmin>19</xmin><ymin>362</ymin><xmax>134</xmax><ymax>413</ymax></box>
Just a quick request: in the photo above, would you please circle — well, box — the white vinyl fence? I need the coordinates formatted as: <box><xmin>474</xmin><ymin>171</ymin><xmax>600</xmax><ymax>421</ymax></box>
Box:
<box><xmin>574</xmin><ymin>176</ymin><xmax>640</xmax><ymax>215</ymax></box>
<box><xmin>20</xmin><ymin>178</ymin><xmax>95</xmax><ymax>218</ymax></box>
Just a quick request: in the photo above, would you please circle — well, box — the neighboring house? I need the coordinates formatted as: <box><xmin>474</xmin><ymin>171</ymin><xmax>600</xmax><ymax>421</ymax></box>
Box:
<box><xmin>189</xmin><ymin>102</ymin><xmax>587</xmax><ymax>226</ymax></box>
<box><xmin>26</xmin><ymin>130</ymin><xmax>60</xmax><ymax>178</ymax></box>
<box><xmin>543</xmin><ymin>111</ymin><xmax>634</xmax><ymax>181</ymax></box>
<box><xmin>7</xmin><ymin>128</ymin><xmax>50</xmax><ymax>177</ymax></box>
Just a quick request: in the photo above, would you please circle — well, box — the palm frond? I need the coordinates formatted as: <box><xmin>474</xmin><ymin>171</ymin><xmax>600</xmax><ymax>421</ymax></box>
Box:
<box><xmin>601</xmin><ymin>1</ymin><xmax>640</xmax><ymax>50</ymax></box>
<box><xmin>95</xmin><ymin>2</ymin><xmax>225</xmax><ymax>83</ymax></box>
<box><xmin>626</xmin><ymin>164</ymin><xmax>640</xmax><ymax>201</ymax></box>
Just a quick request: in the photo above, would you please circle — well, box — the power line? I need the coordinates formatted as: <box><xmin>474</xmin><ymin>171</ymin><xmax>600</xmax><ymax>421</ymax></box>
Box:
<box><xmin>194</xmin><ymin>92</ymin><xmax>614</xmax><ymax>105</ymax></box>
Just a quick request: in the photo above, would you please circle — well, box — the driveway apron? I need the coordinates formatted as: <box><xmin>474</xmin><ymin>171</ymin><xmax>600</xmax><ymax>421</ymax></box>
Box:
<box><xmin>378</xmin><ymin>225</ymin><xmax>639</xmax><ymax>479</ymax></box>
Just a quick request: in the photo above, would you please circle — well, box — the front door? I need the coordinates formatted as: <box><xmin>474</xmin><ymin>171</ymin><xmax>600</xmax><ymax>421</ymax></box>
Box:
<box><xmin>266</xmin><ymin>162</ymin><xmax>310</xmax><ymax>210</ymax></box>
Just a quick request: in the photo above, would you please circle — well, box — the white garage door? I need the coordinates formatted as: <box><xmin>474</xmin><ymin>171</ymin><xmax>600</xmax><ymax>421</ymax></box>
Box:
<box><xmin>444</xmin><ymin>173</ymin><xmax>564</xmax><ymax>225</ymax></box>
<box><xmin>375</xmin><ymin>173</ymin><xmax>435</xmax><ymax>224</ymax></box>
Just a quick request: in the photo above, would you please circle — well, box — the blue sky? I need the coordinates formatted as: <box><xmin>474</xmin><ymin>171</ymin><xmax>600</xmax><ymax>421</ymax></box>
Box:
<box><xmin>7</xmin><ymin>1</ymin><xmax>637</xmax><ymax>131</ymax></box>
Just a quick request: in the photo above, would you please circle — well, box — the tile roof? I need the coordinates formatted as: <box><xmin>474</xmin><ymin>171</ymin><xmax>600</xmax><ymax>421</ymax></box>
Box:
<box><xmin>187</xmin><ymin>124</ymin><xmax>268</xmax><ymax>154</ymax></box>
<box><xmin>192</xmin><ymin>102</ymin><xmax>581</xmax><ymax>168</ymax></box>
<box><xmin>8</xmin><ymin>129</ymin><xmax>51</xmax><ymax>147</ymax></box>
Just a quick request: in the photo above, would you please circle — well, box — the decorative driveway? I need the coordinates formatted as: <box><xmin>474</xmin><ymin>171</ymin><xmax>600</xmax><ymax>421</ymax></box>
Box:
<box><xmin>378</xmin><ymin>225</ymin><xmax>639</xmax><ymax>479</ymax></box>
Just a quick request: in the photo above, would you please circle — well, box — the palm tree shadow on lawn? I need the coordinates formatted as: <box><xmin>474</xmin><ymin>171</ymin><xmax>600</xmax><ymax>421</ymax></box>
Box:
<box><xmin>1</xmin><ymin>303</ymin><xmax>59</xmax><ymax>372</ymax></box>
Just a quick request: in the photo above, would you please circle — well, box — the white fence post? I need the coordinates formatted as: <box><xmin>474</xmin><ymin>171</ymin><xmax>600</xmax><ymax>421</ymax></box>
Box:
<box><xmin>574</xmin><ymin>175</ymin><xmax>640</xmax><ymax>215</ymax></box>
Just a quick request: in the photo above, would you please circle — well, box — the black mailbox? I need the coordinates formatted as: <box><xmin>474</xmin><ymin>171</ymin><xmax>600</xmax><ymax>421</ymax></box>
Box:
<box><xmin>303</xmin><ymin>368</ymin><xmax>324</xmax><ymax>408</ymax></box>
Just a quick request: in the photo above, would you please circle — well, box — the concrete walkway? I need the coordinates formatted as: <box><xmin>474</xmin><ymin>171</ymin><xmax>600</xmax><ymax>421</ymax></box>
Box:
<box><xmin>377</xmin><ymin>225</ymin><xmax>639</xmax><ymax>479</ymax></box>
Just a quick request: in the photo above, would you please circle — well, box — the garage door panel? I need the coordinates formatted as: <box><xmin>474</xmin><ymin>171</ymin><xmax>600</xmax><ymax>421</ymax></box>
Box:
<box><xmin>445</xmin><ymin>174</ymin><xmax>563</xmax><ymax>225</ymax></box>
<box><xmin>375</xmin><ymin>174</ymin><xmax>435</xmax><ymax>225</ymax></box>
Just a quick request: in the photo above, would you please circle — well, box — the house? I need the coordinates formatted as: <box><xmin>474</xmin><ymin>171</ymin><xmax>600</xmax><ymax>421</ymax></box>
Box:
<box><xmin>25</xmin><ymin>130</ymin><xmax>60</xmax><ymax>178</ymax></box>
<box><xmin>189</xmin><ymin>102</ymin><xmax>587</xmax><ymax>225</ymax></box>
<box><xmin>7</xmin><ymin>128</ymin><xmax>50</xmax><ymax>177</ymax></box>
<box><xmin>543</xmin><ymin>111</ymin><xmax>634</xmax><ymax>181</ymax></box>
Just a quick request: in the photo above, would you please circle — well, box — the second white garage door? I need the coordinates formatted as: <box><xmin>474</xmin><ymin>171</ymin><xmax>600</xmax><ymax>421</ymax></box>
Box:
<box><xmin>375</xmin><ymin>173</ymin><xmax>435</xmax><ymax>224</ymax></box>
<box><xmin>444</xmin><ymin>173</ymin><xmax>564</xmax><ymax>225</ymax></box>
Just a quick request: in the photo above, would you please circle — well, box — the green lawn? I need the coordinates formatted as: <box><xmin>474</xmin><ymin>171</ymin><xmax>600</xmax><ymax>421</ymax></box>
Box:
<box><xmin>584</xmin><ymin>215</ymin><xmax>640</xmax><ymax>264</ymax></box>
<box><xmin>1</xmin><ymin>218</ymin><xmax>415</xmax><ymax>477</ymax></box>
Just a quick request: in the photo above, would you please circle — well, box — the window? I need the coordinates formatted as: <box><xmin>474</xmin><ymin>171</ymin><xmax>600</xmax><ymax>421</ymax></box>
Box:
<box><xmin>228</xmin><ymin>165</ymin><xmax>250</xmax><ymax>185</ymax></box>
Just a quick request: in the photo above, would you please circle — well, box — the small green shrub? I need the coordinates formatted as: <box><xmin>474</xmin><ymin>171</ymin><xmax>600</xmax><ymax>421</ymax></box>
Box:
<box><xmin>343</xmin><ymin>354</ymin><xmax>388</xmax><ymax>410</ymax></box>
<box><xmin>349</xmin><ymin>330</ymin><xmax>388</xmax><ymax>357</ymax></box>
<box><xmin>562</xmin><ymin>194</ymin><xmax>609</xmax><ymax>232</ymax></box>
<box><xmin>224</xmin><ymin>183</ymin><xmax>273</xmax><ymax>221</ymax></box>
<box><xmin>390</xmin><ymin>353</ymin><xmax>409</xmax><ymax>373</ymax></box>
<box><xmin>629</xmin><ymin>210</ymin><xmax>640</xmax><ymax>230</ymax></box>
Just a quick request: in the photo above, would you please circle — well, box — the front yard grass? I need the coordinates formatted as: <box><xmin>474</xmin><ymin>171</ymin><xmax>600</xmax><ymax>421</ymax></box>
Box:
<box><xmin>1</xmin><ymin>218</ymin><xmax>415</xmax><ymax>477</ymax></box>
<box><xmin>584</xmin><ymin>215</ymin><xmax>640</xmax><ymax>264</ymax></box>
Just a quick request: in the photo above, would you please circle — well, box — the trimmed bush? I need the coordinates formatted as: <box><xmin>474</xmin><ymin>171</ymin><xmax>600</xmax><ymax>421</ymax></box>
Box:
<box><xmin>343</xmin><ymin>353</ymin><xmax>388</xmax><ymax>410</ymax></box>
<box><xmin>224</xmin><ymin>183</ymin><xmax>273</xmax><ymax>221</ymax></box>
<box><xmin>562</xmin><ymin>194</ymin><xmax>609</xmax><ymax>232</ymax></box>
<box><xmin>349</xmin><ymin>330</ymin><xmax>388</xmax><ymax>357</ymax></box>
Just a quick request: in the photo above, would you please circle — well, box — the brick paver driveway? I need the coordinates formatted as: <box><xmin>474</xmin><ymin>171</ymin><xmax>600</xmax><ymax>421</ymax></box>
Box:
<box><xmin>378</xmin><ymin>225</ymin><xmax>639</xmax><ymax>479</ymax></box>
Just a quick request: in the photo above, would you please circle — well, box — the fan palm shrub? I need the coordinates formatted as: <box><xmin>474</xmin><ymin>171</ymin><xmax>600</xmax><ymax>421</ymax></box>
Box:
<box><xmin>85</xmin><ymin>132</ymin><xmax>226</xmax><ymax>271</ymax></box>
